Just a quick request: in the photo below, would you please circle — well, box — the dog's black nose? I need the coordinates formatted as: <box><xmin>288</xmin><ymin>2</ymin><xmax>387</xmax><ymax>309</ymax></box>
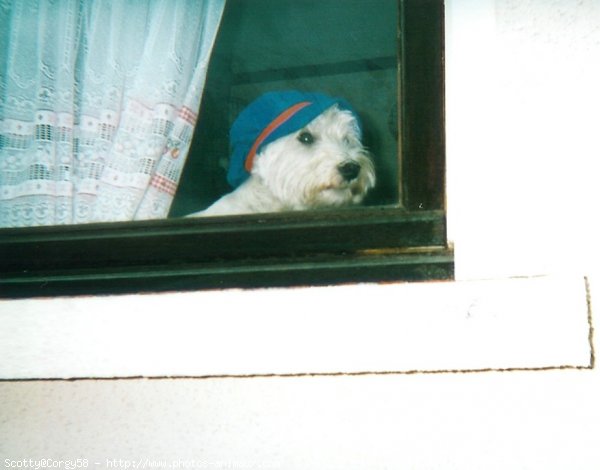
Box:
<box><xmin>338</xmin><ymin>161</ymin><xmax>361</xmax><ymax>181</ymax></box>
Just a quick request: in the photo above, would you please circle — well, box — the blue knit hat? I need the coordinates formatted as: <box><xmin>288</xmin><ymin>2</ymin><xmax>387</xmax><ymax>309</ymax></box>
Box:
<box><xmin>227</xmin><ymin>91</ymin><xmax>362</xmax><ymax>188</ymax></box>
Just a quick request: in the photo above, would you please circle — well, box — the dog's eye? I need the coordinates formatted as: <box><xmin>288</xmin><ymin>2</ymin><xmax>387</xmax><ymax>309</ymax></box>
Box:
<box><xmin>297</xmin><ymin>131</ymin><xmax>315</xmax><ymax>145</ymax></box>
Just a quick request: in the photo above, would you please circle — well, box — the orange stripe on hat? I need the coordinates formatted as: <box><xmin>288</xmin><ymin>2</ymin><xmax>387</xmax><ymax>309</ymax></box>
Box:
<box><xmin>244</xmin><ymin>101</ymin><xmax>312</xmax><ymax>172</ymax></box>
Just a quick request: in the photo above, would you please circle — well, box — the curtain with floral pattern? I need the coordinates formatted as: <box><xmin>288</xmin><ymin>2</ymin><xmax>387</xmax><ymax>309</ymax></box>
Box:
<box><xmin>0</xmin><ymin>0</ymin><xmax>224</xmax><ymax>227</ymax></box>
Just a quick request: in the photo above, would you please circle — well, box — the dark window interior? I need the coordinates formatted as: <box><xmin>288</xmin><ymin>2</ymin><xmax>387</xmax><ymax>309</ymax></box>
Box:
<box><xmin>171</xmin><ymin>0</ymin><xmax>400</xmax><ymax>217</ymax></box>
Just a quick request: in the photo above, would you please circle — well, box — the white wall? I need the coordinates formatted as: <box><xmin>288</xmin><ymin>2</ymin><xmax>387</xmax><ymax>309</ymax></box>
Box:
<box><xmin>446</xmin><ymin>0</ymin><xmax>600</xmax><ymax>279</ymax></box>
<box><xmin>2</xmin><ymin>1</ymin><xmax>600</xmax><ymax>468</ymax></box>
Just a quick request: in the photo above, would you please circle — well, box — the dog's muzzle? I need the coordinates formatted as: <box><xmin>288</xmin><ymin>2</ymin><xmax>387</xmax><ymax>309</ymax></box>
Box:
<box><xmin>337</xmin><ymin>161</ymin><xmax>361</xmax><ymax>182</ymax></box>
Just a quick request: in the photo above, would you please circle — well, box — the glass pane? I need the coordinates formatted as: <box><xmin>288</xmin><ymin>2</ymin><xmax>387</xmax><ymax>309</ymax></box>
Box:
<box><xmin>171</xmin><ymin>0</ymin><xmax>400</xmax><ymax>217</ymax></box>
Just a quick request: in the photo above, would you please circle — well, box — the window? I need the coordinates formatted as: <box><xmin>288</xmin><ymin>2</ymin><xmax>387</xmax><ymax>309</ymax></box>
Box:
<box><xmin>0</xmin><ymin>0</ymin><xmax>451</xmax><ymax>298</ymax></box>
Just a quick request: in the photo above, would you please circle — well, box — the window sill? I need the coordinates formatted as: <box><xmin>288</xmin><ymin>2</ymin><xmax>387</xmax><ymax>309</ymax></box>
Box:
<box><xmin>0</xmin><ymin>207</ymin><xmax>452</xmax><ymax>298</ymax></box>
<box><xmin>0</xmin><ymin>275</ymin><xmax>590</xmax><ymax>379</ymax></box>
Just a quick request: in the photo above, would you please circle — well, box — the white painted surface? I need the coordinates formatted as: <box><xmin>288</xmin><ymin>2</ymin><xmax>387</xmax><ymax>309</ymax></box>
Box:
<box><xmin>446</xmin><ymin>0</ymin><xmax>600</xmax><ymax>280</ymax></box>
<box><xmin>1</xmin><ymin>370</ymin><xmax>600</xmax><ymax>469</ymax></box>
<box><xmin>0</xmin><ymin>276</ymin><xmax>591</xmax><ymax>379</ymax></box>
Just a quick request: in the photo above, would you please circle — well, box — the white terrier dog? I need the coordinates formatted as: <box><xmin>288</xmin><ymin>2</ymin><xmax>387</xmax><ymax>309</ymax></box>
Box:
<box><xmin>187</xmin><ymin>91</ymin><xmax>375</xmax><ymax>217</ymax></box>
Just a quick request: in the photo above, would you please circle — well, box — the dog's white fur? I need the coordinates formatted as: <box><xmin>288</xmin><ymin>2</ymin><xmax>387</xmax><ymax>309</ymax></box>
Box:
<box><xmin>189</xmin><ymin>105</ymin><xmax>375</xmax><ymax>217</ymax></box>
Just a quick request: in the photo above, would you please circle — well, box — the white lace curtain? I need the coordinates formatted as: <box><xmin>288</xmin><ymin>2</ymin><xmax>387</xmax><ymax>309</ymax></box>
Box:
<box><xmin>0</xmin><ymin>0</ymin><xmax>224</xmax><ymax>227</ymax></box>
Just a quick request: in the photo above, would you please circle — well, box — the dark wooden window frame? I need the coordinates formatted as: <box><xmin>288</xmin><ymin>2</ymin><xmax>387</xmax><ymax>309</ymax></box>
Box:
<box><xmin>0</xmin><ymin>0</ymin><xmax>451</xmax><ymax>299</ymax></box>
